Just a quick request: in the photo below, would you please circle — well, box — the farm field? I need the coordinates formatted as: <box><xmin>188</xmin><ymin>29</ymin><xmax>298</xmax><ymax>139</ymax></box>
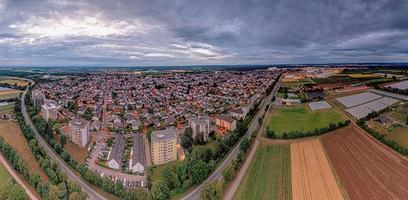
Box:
<box><xmin>386</xmin><ymin>111</ymin><xmax>407</xmax><ymax>124</ymax></box>
<box><xmin>234</xmin><ymin>143</ymin><xmax>291</xmax><ymax>200</ymax></box>
<box><xmin>0</xmin><ymin>102</ymin><xmax>14</xmax><ymax>113</ymax></box>
<box><xmin>0</xmin><ymin>90</ymin><xmax>22</xmax><ymax>100</ymax></box>
<box><xmin>344</xmin><ymin>73</ymin><xmax>381</xmax><ymax>78</ymax></box>
<box><xmin>267</xmin><ymin>107</ymin><xmax>345</xmax><ymax>135</ymax></box>
<box><xmin>385</xmin><ymin>127</ymin><xmax>408</xmax><ymax>148</ymax></box>
<box><xmin>321</xmin><ymin>125</ymin><xmax>408</xmax><ymax>200</ymax></box>
<box><xmin>291</xmin><ymin>139</ymin><xmax>344</xmax><ymax>200</ymax></box>
<box><xmin>0</xmin><ymin>120</ymin><xmax>48</xmax><ymax>180</ymax></box>
<box><xmin>0</xmin><ymin>163</ymin><xmax>11</xmax><ymax>189</ymax></box>
<box><xmin>0</xmin><ymin>78</ymin><xmax>30</xmax><ymax>87</ymax></box>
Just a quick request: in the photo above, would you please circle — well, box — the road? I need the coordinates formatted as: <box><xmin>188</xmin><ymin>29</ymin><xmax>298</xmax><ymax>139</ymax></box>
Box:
<box><xmin>0</xmin><ymin>153</ymin><xmax>40</xmax><ymax>200</ymax></box>
<box><xmin>182</xmin><ymin>76</ymin><xmax>282</xmax><ymax>200</ymax></box>
<box><xmin>21</xmin><ymin>80</ymin><xmax>107</xmax><ymax>200</ymax></box>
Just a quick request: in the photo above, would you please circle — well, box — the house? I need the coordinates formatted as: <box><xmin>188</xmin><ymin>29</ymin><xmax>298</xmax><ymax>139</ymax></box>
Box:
<box><xmin>107</xmin><ymin>135</ymin><xmax>125</xmax><ymax>170</ymax></box>
<box><xmin>131</xmin><ymin>133</ymin><xmax>146</xmax><ymax>174</ymax></box>
<box><xmin>189</xmin><ymin>116</ymin><xmax>210</xmax><ymax>142</ymax></box>
<box><xmin>214</xmin><ymin>115</ymin><xmax>237</xmax><ymax>131</ymax></box>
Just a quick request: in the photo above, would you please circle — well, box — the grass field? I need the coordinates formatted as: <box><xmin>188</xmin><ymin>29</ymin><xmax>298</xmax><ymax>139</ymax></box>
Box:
<box><xmin>0</xmin><ymin>90</ymin><xmax>22</xmax><ymax>100</ymax></box>
<box><xmin>386</xmin><ymin>111</ymin><xmax>407</xmax><ymax>124</ymax></box>
<box><xmin>0</xmin><ymin>163</ymin><xmax>11</xmax><ymax>189</ymax></box>
<box><xmin>386</xmin><ymin>127</ymin><xmax>408</xmax><ymax>148</ymax></box>
<box><xmin>234</xmin><ymin>143</ymin><xmax>291</xmax><ymax>200</ymax></box>
<box><xmin>267</xmin><ymin>107</ymin><xmax>345</xmax><ymax>135</ymax></box>
<box><xmin>0</xmin><ymin>120</ymin><xmax>48</xmax><ymax>180</ymax></box>
<box><xmin>0</xmin><ymin>103</ymin><xmax>14</xmax><ymax>113</ymax></box>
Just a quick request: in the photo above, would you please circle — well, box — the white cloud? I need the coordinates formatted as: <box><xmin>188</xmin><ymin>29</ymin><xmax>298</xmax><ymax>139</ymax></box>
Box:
<box><xmin>9</xmin><ymin>14</ymin><xmax>153</xmax><ymax>39</ymax></box>
<box><xmin>144</xmin><ymin>53</ymin><xmax>175</xmax><ymax>58</ymax></box>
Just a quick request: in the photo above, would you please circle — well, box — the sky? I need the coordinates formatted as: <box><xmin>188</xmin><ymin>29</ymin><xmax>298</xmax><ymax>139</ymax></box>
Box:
<box><xmin>0</xmin><ymin>0</ymin><xmax>407</xmax><ymax>67</ymax></box>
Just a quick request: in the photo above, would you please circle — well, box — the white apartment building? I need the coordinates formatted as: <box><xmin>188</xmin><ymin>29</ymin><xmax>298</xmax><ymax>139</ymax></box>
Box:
<box><xmin>41</xmin><ymin>102</ymin><xmax>58</xmax><ymax>122</ymax></box>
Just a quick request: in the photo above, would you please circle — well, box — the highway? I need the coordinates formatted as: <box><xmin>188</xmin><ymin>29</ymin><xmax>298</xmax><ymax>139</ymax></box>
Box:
<box><xmin>21</xmin><ymin>80</ymin><xmax>107</xmax><ymax>200</ymax></box>
<box><xmin>182</xmin><ymin>76</ymin><xmax>282</xmax><ymax>200</ymax></box>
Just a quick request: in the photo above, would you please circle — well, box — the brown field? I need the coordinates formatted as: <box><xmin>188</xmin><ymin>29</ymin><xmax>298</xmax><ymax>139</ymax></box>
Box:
<box><xmin>0</xmin><ymin>79</ymin><xmax>30</xmax><ymax>86</ymax></box>
<box><xmin>321</xmin><ymin>125</ymin><xmax>408</xmax><ymax>200</ymax></box>
<box><xmin>0</xmin><ymin>120</ymin><xmax>48</xmax><ymax>180</ymax></box>
<box><xmin>55</xmin><ymin>134</ymin><xmax>89</xmax><ymax>165</ymax></box>
<box><xmin>291</xmin><ymin>139</ymin><xmax>344</xmax><ymax>200</ymax></box>
<box><xmin>0</xmin><ymin>90</ymin><xmax>22</xmax><ymax>100</ymax></box>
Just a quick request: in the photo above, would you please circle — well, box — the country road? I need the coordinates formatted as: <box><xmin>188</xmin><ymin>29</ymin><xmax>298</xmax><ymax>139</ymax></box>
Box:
<box><xmin>181</xmin><ymin>76</ymin><xmax>282</xmax><ymax>200</ymax></box>
<box><xmin>21</xmin><ymin>80</ymin><xmax>107</xmax><ymax>200</ymax></box>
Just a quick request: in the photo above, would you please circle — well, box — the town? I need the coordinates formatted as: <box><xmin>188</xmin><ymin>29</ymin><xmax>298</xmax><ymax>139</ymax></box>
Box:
<box><xmin>29</xmin><ymin>70</ymin><xmax>280</xmax><ymax>189</ymax></box>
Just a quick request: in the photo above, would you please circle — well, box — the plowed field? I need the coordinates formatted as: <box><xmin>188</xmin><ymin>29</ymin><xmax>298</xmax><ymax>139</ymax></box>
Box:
<box><xmin>321</xmin><ymin>125</ymin><xmax>408</xmax><ymax>200</ymax></box>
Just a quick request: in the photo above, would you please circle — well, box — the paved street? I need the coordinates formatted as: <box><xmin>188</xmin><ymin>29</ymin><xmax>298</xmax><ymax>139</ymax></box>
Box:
<box><xmin>88</xmin><ymin>140</ymin><xmax>146</xmax><ymax>185</ymax></box>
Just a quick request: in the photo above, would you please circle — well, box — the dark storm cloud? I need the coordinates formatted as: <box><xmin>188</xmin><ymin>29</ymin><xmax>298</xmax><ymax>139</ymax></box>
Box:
<box><xmin>0</xmin><ymin>0</ymin><xmax>407</xmax><ymax>66</ymax></box>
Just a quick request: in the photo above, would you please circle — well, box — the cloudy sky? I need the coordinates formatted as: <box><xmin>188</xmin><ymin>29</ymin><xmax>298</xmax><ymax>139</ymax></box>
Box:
<box><xmin>0</xmin><ymin>0</ymin><xmax>407</xmax><ymax>66</ymax></box>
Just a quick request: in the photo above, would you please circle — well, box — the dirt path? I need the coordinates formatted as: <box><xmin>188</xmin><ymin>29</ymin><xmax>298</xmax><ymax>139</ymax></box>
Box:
<box><xmin>0</xmin><ymin>153</ymin><xmax>39</xmax><ymax>200</ymax></box>
<box><xmin>223</xmin><ymin>138</ymin><xmax>260</xmax><ymax>200</ymax></box>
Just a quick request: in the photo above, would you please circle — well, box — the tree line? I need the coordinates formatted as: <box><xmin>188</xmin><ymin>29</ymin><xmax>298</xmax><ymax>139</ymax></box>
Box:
<box><xmin>266</xmin><ymin>120</ymin><xmax>351</xmax><ymax>139</ymax></box>
<box><xmin>375</xmin><ymin>85</ymin><xmax>408</xmax><ymax>95</ymax></box>
<box><xmin>13</xmin><ymin>100</ymin><xmax>88</xmax><ymax>200</ymax></box>
<box><xmin>357</xmin><ymin>109</ymin><xmax>408</xmax><ymax>156</ymax></box>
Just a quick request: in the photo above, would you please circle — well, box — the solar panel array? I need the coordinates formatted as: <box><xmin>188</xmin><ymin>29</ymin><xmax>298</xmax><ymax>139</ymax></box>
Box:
<box><xmin>369</xmin><ymin>89</ymin><xmax>408</xmax><ymax>101</ymax></box>
<box><xmin>389</xmin><ymin>80</ymin><xmax>408</xmax><ymax>90</ymax></box>
<box><xmin>336</xmin><ymin>92</ymin><xmax>382</xmax><ymax>108</ymax></box>
<box><xmin>309</xmin><ymin>101</ymin><xmax>332</xmax><ymax>110</ymax></box>
<box><xmin>345</xmin><ymin>97</ymin><xmax>398</xmax><ymax>119</ymax></box>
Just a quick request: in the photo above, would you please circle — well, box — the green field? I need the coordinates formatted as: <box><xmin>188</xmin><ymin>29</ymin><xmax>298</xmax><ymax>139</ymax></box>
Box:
<box><xmin>386</xmin><ymin>127</ymin><xmax>408</xmax><ymax>148</ymax></box>
<box><xmin>234</xmin><ymin>144</ymin><xmax>291</xmax><ymax>200</ymax></box>
<box><xmin>267</xmin><ymin>107</ymin><xmax>345</xmax><ymax>135</ymax></box>
<box><xmin>0</xmin><ymin>103</ymin><xmax>15</xmax><ymax>113</ymax></box>
<box><xmin>0</xmin><ymin>163</ymin><xmax>12</xmax><ymax>189</ymax></box>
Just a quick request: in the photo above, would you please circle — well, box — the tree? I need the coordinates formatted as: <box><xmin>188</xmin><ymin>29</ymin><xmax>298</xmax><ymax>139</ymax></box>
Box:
<box><xmin>222</xmin><ymin>164</ymin><xmax>236</xmax><ymax>183</ymax></box>
<box><xmin>149</xmin><ymin>181</ymin><xmax>170</xmax><ymax>200</ymax></box>
<box><xmin>161</xmin><ymin>164</ymin><xmax>180</xmax><ymax>189</ymax></box>
<box><xmin>191</xmin><ymin>146</ymin><xmax>214</xmax><ymax>162</ymax></box>
<box><xmin>266</xmin><ymin>129</ymin><xmax>276</xmax><ymax>139</ymax></box>
<box><xmin>60</xmin><ymin>135</ymin><xmax>67</xmax><ymax>147</ymax></box>
<box><xmin>0</xmin><ymin>182</ymin><xmax>27</xmax><ymax>200</ymax></box>
<box><xmin>181</xmin><ymin>134</ymin><xmax>193</xmax><ymax>150</ymax></box>
<box><xmin>190</xmin><ymin>160</ymin><xmax>210</xmax><ymax>184</ymax></box>
<box><xmin>68</xmin><ymin>192</ymin><xmax>87</xmax><ymax>200</ymax></box>
<box><xmin>240</xmin><ymin>138</ymin><xmax>250</xmax><ymax>153</ymax></box>
<box><xmin>200</xmin><ymin>181</ymin><xmax>221</xmax><ymax>200</ymax></box>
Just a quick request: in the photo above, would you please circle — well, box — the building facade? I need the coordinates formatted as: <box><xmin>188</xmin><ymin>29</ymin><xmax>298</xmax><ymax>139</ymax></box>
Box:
<box><xmin>41</xmin><ymin>102</ymin><xmax>58</xmax><ymax>122</ymax></box>
<box><xmin>69</xmin><ymin>118</ymin><xmax>90</xmax><ymax>148</ymax></box>
<box><xmin>151</xmin><ymin>128</ymin><xmax>177</xmax><ymax>165</ymax></box>
<box><xmin>189</xmin><ymin>116</ymin><xmax>210</xmax><ymax>142</ymax></box>
<box><xmin>31</xmin><ymin>90</ymin><xmax>45</xmax><ymax>108</ymax></box>
<box><xmin>214</xmin><ymin>115</ymin><xmax>237</xmax><ymax>131</ymax></box>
